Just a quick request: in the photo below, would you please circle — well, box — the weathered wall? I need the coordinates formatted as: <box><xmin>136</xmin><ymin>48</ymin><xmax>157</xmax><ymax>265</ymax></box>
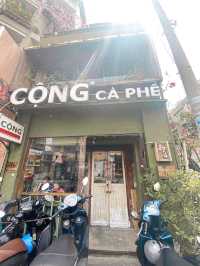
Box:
<box><xmin>0</xmin><ymin>27</ymin><xmax>21</xmax><ymax>85</ymax></box>
<box><xmin>0</xmin><ymin>102</ymin><xmax>175</xmax><ymax>201</ymax></box>
<box><xmin>0</xmin><ymin>26</ymin><xmax>30</xmax><ymax>88</ymax></box>
<box><xmin>142</xmin><ymin>102</ymin><xmax>176</xmax><ymax>169</ymax></box>
<box><xmin>0</xmin><ymin>104</ymin><xmax>143</xmax><ymax>200</ymax></box>
<box><xmin>0</xmin><ymin>26</ymin><xmax>28</xmax><ymax>190</ymax></box>
<box><xmin>29</xmin><ymin>104</ymin><xmax>143</xmax><ymax>137</ymax></box>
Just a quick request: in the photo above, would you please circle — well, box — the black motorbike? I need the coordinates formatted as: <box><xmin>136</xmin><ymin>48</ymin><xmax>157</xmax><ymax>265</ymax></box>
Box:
<box><xmin>31</xmin><ymin>177</ymin><xmax>91</xmax><ymax>266</ymax></box>
<box><xmin>0</xmin><ymin>196</ymin><xmax>54</xmax><ymax>265</ymax></box>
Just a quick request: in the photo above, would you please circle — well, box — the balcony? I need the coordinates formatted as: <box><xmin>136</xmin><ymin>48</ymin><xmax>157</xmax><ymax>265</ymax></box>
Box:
<box><xmin>0</xmin><ymin>0</ymin><xmax>36</xmax><ymax>28</ymax></box>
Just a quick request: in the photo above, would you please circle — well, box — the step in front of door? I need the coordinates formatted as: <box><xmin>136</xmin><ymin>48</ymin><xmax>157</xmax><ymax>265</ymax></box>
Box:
<box><xmin>89</xmin><ymin>226</ymin><xmax>137</xmax><ymax>254</ymax></box>
<box><xmin>88</xmin><ymin>255</ymin><xmax>139</xmax><ymax>266</ymax></box>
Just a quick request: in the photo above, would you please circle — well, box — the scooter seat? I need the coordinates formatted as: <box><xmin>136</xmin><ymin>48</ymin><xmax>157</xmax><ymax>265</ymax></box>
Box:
<box><xmin>0</xmin><ymin>238</ymin><xmax>27</xmax><ymax>263</ymax></box>
<box><xmin>31</xmin><ymin>235</ymin><xmax>78</xmax><ymax>266</ymax></box>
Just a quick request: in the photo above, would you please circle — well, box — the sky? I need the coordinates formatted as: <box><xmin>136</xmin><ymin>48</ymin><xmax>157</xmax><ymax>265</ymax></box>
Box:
<box><xmin>84</xmin><ymin>0</ymin><xmax>200</xmax><ymax>109</ymax></box>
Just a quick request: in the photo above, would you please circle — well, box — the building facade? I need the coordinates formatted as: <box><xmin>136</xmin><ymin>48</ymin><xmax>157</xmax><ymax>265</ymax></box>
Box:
<box><xmin>1</xmin><ymin>24</ymin><xmax>176</xmax><ymax>228</ymax></box>
<box><xmin>0</xmin><ymin>0</ymin><xmax>85</xmax><ymax>45</ymax></box>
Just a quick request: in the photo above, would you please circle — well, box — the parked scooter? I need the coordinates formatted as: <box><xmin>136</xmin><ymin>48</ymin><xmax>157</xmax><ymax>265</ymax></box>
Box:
<box><xmin>132</xmin><ymin>183</ymin><xmax>174</xmax><ymax>266</ymax></box>
<box><xmin>164</xmin><ymin>235</ymin><xmax>200</xmax><ymax>266</ymax></box>
<box><xmin>156</xmin><ymin>245</ymin><xmax>198</xmax><ymax>266</ymax></box>
<box><xmin>30</xmin><ymin>177</ymin><xmax>91</xmax><ymax>266</ymax></box>
<box><xmin>0</xmin><ymin>199</ymin><xmax>19</xmax><ymax>236</ymax></box>
<box><xmin>0</xmin><ymin>185</ymin><xmax>56</xmax><ymax>265</ymax></box>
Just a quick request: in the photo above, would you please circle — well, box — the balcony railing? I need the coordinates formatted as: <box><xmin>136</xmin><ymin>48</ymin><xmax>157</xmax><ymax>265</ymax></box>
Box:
<box><xmin>0</xmin><ymin>0</ymin><xmax>36</xmax><ymax>28</ymax></box>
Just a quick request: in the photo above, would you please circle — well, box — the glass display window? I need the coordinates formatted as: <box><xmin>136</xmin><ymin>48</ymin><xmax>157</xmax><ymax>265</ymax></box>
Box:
<box><xmin>23</xmin><ymin>137</ymin><xmax>81</xmax><ymax>193</ymax></box>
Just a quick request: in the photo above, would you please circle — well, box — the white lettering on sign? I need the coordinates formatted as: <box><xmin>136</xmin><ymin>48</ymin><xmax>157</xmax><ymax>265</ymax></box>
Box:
<box><xmin>125</xmin><ymin>88</ymin><xmax>136</xmax><ymax>98</ymax></box>
<box><xmin>10</xmin><ymin>82</ymin><xmax>161</xmax><ymax>106</ymax></box>
<box><xmin>0</xmin><ymin>114</ymin><xmax>24</xmax><ymax>144</ymax></box>
<box><xmin>28</xmin><ymin>85</ymin><xmax>48</xmax><ymax>104</ymax></box>
<box><xmin>137</xmin><ymin>87</ymin><xmax>150</xmax><ymax>97</ymax></box>
<box><xmin>70</xmin><ymin>83</ymin><xmax>89</xmax><ymax>102</ymax></box>
<box><xmin>10</xmin><ymin>88</ymin><xmax>28</xmax><ymax>105</ymax></box>
<box><xmin>48</xmin><ymin>85</ymin><xmax>68</xmax><ymax>103</ymax></box>
<box><xmin>108</xmin><ymin>87</ymin><xmax>120</xmax><ymax>100</ymax></box>
<box><xmin>150</xmin><ymin>83</ymin><xmax>161</xmax><ymax>97</ymax></box>
<box><xmin>96</xmin><ymin>90</ymin><xmax>106</xmax><ymax>100</ymax></box>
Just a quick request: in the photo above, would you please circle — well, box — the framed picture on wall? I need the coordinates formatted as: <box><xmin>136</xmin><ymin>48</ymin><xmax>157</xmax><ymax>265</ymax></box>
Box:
<box><xmin>154</xmin><ymin>141</ymin><xmax>172</xmax><ymax>162</ymax></box>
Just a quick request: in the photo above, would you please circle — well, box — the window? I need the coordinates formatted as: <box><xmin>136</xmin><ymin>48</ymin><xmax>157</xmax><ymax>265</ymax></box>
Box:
<box><xmin>23</xmin><ymin>137</ymin><xmax>81</xmax><ymax>193</ymax></box>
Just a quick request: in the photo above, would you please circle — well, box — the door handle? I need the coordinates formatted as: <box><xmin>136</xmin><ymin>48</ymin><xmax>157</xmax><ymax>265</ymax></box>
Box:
<box><xmin>105</xmin><ymin>180</ymin><xmax>112</xmax><ymax>193</ymax></box>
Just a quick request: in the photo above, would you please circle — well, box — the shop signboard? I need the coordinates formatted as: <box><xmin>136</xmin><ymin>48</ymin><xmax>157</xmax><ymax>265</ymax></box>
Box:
<box><xmin>157</xmin><ymin>164</ymin><xmax>176</xmax><ymax>179</ymax></box>
<box><xmin>0</xmin><ymin>113</ymin><xmax>24</xmax><ymax>144</ymax></box>
<box><xmin>10</xmin><ymin>82</ymin><xmax>162</xmax><ymax>107</ymax></box>
<box><xmin>154</xmin><ymin>141</ymin><xmax>172</xmax><ymax>162</ymax></box>
<box><xmin>5</xmin><ymin>161</ymin><xmax>18</xmax><ymax>173</ymax></box>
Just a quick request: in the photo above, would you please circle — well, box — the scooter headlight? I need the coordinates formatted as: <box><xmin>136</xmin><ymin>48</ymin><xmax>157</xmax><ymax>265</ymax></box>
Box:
<box><xmin>63</xmin><ymin>219</ymin><xmax>70</xmax><ymax>229</ymax></box>
<box><xmin>64</xmin><ymin>194</ymin><xmax>78</xmax><ymax>207</ymax></box>
<box><xmin>0</xmin><ymin>210</ymin><xmax>5</xmax><ymax>219</ymax></box>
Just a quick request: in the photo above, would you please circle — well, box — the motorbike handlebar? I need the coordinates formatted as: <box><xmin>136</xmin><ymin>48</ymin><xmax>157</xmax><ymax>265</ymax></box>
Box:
<box><xmin>78</xmin><ymin>195</ymin><xmax>92</xmax><ymax>204</ymax></box>
<box><xmin>51</xmin><ymin>195</ymin><xmax>93</xmax><ymax>219</ymax></box>
<box><xmin>83</xmin><ymin>195</ymin><xmax>93</xmax><ymax>200</ymax></box>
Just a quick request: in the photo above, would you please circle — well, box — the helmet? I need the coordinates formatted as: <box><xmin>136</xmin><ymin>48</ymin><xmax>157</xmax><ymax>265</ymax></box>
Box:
<box><xmin>144</xmin><ymin>240</ymin><xmax>161</xmax><ymax>264</ymax></box>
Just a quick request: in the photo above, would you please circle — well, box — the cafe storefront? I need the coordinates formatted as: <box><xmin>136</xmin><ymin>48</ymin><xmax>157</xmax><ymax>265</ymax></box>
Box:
<box><xmin>0</xmin><ymin>25</ymin><xmax>176</xmax><ymax>228</ymax></box>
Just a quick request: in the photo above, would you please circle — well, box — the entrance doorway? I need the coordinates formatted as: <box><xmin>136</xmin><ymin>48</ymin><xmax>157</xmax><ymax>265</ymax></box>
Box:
<box><xmin>91</xmin><ymin>151</ymin><xmax>130</xmax><ymax>228</ymax></box>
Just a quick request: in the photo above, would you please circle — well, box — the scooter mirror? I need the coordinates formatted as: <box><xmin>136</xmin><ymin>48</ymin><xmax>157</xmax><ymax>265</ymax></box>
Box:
<box><xmin>197</xmin><ymin>236</ymin><xmax>200</xmax><ymax>245</ymax></box>
<box><xmin>41</xmin><ymin>183</ymin><xmax>50</xmax><ymax>191</ymax></box>
<box><xmin>0</xmin><ymin>210</ymin><xmax>5</xmax><ymax>218</ymax></box>
<box><xmin>153</xmin><ymin>182</ymin><xmax>161</xmax><ymax>192</ymax></box>
<box><xmin>82</xmin><ymin>177</ymin><xmax>88</xmax><ymax>187</ymax></box>
<box><xmin>131</xmin><ymin>210</ymin><xmax>139</xmax><ymax>220</ymax></box>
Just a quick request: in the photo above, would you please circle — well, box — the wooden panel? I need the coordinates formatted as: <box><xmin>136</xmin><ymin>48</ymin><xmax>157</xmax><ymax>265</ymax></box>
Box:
<box><xmin>110</xmin><ymin>184</ymin><xmax>130</xmax><ymax>228</ymax></box>
<box><xmin>131</xmin><ymin>189</ymin><xmax>139</xmax><ymax>229</ymax></box>
<box><xmin>91</xmin><ymin>151</ymin><xmax>109</xmax><ymax>226</ymax></box>
<box><xmin>91</xmin><ymin>150</ymin><xmax>130</xmax><ymax>228</ymax></box>
<box><xmin>123</xmin><ymin>145</ymin><xmax>134</xmax><ymax>217</ymax></box>
<box><xmin>91</xmin><ymin>184</ymin><xmax>109</xmax><ymax>226</ymax></box>
<box><xmin>109</xmin><ymin>151</ymin><xmax>130</xmax><ymax>228</ymax></box>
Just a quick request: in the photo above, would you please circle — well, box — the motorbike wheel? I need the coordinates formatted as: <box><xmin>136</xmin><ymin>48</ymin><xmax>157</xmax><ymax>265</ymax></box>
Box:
<box><xmin>136</xmin><ymin>247</ymin><xmax>154</xmax><ymax>266</ymax></box>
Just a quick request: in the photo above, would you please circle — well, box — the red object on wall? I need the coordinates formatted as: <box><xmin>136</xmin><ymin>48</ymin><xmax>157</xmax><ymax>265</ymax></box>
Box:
<box><xmin>0</xmin><ymin>79</ymin><xmax>9</xmax><ymax>102</ymax></box>
<box><xmin>169</xmin><ymin>81</ymin><xmax>176</xmax><ymax>88</ymax></box>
